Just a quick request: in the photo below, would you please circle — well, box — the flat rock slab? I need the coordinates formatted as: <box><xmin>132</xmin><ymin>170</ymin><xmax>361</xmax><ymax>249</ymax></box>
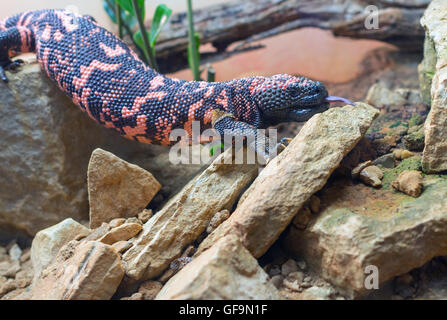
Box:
<box><xmin>284</xmin><ymin>176</ymin><xmax>447</xmax><ymax>297</ymax></box>
<box><xmin>122</xmin><ymin>147</ymin><xmax>258</xmax><ymax>281</ymax></box>
<box><xmin>156</xmin><ymin>235</ymin><xmax>281</xmax><ymax>300</ymax></box>
<box><xmin>196</xmin><ymin>103</ymin><xmax>379</xmax><ymax>258</ymax></box>
<box><xmin>88</xmin><ymin>148</ymin><xmax>161</xmax><ymax>228</ymax></box>
<box><xmin>420</xmin><ymin>0</ymin><xmax>447</xmax><ymax>172</ymax></box>
<box><xmin>31</xmin><ymin>218</ymin><xmax>90</xmax><ymax>278</ymax></box>
<box><xmin>31</xmin><ymin>240</ymin><xmax>124</xmax><ymax>300</ymax></box>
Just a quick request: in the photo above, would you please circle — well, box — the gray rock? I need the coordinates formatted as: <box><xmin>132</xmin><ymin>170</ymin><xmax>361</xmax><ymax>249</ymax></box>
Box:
<box><xmin>0</xmin><ymin>57</ymin><xmax>203</xmax><ymax>237</ymax></box>
<box><xmin>373</xmin><ymin>153</ymin><xmax>395</xmax><ymax>169</ymax></box>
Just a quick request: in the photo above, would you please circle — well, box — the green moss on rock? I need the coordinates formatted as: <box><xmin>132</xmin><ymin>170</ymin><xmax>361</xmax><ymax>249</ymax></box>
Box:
<box><xmin>383</xmin><ymin>156</ymin><xmax>422</xmax><ymax>188</ymax></box>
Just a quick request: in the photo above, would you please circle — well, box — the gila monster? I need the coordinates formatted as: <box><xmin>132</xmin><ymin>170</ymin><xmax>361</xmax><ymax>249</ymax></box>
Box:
<box><xmin>0</xmin><ymin>9</ymin><xmax>349</xmax><ymax>160</ymax></box>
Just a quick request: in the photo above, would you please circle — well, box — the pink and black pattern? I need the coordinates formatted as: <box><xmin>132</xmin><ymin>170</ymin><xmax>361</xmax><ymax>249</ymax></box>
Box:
<box><xmin>0</xmin><ymin>9</ymin><xmax>329</xmax><ymax>156</ymax></box>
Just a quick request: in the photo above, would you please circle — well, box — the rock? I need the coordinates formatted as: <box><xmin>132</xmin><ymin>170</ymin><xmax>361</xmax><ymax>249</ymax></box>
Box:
<box><xmin>111</xmin><ymin>241</ymin><xmax>132</xmax><ymax>254</ymax></box>
<box><xmin>99</xmin><ymin>223</ymin><xmax>142</xmax><ymax>245</ymax></box>
<box><xmin>365</xmin><ymin>83</ymin><xmax>407</xmax><ymax>110</ymax></box>
<box><xmin>196</xmin><ymin>103</ymin><xmax>379</xmax><ymax>258</ymax></box>
<box><xmin>351</xmin><ymin>160</ymin><xmax>373</xmax><ymax>179</ymax></box>
<box><xmin>138</xmin><ymin>280</ymin><xmax>163</xmax><ymax>300</ymax></box>
<box><xmin>122</xmin><ymin>147</ymin><xmax>258</xmax><ymax>281</ymax></box>
<box><xmin>382</xmin><ymin>156</ymin><xmax>422</xmax><ymax>188</ymax></box>
<box><xmin>109</xmin><ymin>218</ymin><xmax>126</xmax><ymax>229</ymax></box>
<box><xmin>297</xmin><ymin>261</ymin><xmax>307</xmax><ymax>271</ymax></box>
<box><xmin>420</xmin><ymin>0</ymin><xmax>447</xmax><ymax>173</ymax></box>
<box><xmin>0</xmin><ymin>57</ymin><xmax>202</xmax><ymax>237</ymax></box>
<box><xmin>31</xmin><ymin>240</ymin><xmax>124</xmax><ymax>300</ymax></box>
<box><xmin>359</xmin><ymin>165</ymin><xmax>384</xmax><ymax>188</ymax></box>
<box><xmin>19</xmin><ymin>249</ymin><xmax>31</xmax><ymax>263</ymax></box>
<box><xmin>126</xmin><ymin>217</ymin><xmax>142</xmax><ymax>225</ymax></box>
<box><xmin>270</xmin><ymin>275</ymin><xmax>284</xmax><ymax>289</ymax></box>
<box><xmin>268</xmin><ymin>265</ymin><xmax>281</xmax><ymax>277</ymax></box>
<box><xmin>88</xmin><ymin>149</ymin><xmax>161</xmax><ymax>228</ymax></box>
<box><xmin>137</xmin><ymin>209</ymin><xmax>153</xmax><ymax>224</ymax></box>
<box><xmin>292</xmin><ymin>207</ymin><xmax>312</xmax><ymax>230</ymax></box>
<box><xmin>283</xmin><ymin>278</ymin><xmax>301</xmax><ymax>292</ymax></box>
<box><xmin>391</xmin><ymin>170</ymin><xmax>423</xmax><ymax>197</ymax></box>
<box><xmin>206</xmin><ymin>210</ymin><xmax>230</xmax><ymax>234</ymax></box>
<box><xmin>403</xmin><ymin>128</ymin><xmax>425</xmax><ymax>152</ymax></box>
<box><xmin>0</xmin><ymin>261</ymin><xmax>21</xmax><ymax>278</ymax></box>
<box><xmin>284</xmin><ymin>175</ymin><xmax>447</xmax><ymax>297</ymax></box>
<box><xmin>308</xmin><ymin>196</ymin><xmax>321</xmax><ymax>214</ymax></box>
<box><xmin>288</xmin><ymin>271</ymin><xmax>305</xmax><ymax>283</ymax></box>
<box><xmin>31</xmin><ymin>218</ymin><xmax>90</xmax><ymax>278</ymax></box>
<box><xmin>301</xmin><ymin>286</ymin><xmax>333</xmax><ymax>300</ymax></box>
<box><xmin>393</xmin><ymin>149</ymin><xmax>415</xmax><ymax>160</ymax></box>
<box><xmin>83</xmin><ymin>222</ymin><xmax>110</xmax><ymax>242</ymax></box>
<box><xmin>8</xmin><ymin>244</ymin><xmax>22</xmax><ymax>262</ymax></box>
<box><xmin>373</xmin><ymin>153</ymin><xmax>395</xmax><ymax>169</ymax></box>
<box><xmin>155</xmin><ymin>235</ymin><xmax>282</xmax><ymax>300</ymax></box>
<box><xmin>281</xmin><ymin>259</ymin><xmax>298</xmax><ymax>277</ymax></box>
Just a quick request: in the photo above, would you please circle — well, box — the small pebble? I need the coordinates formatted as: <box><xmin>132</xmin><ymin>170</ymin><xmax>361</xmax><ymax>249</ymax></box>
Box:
<box><xmin>109</xmin><ymin>218</ymin><xmax>125</xmax><ymax>228</ymax></box>
<box><xmin>270</xmin><ymin>275</ymin><xmax>284</xmax><ymax>289</ymax></box>
<box><xmin>281</xmin><ymin>259</ymin><xmax>298</xmax><ymax>276</ymax></box>
<box><xmin>138</xmin><ymin>209</ymin><xmax>153</xmax><ymax>223</ymax></box>
<box><xmin>8</xmin><ymin>244</ymin><xmax>22</xmax><ymax>262</ymax></box>
<box><xmin>391</xmin><ymin>170</ymin><xmax>423</xmax><ymax>197</ymax></box>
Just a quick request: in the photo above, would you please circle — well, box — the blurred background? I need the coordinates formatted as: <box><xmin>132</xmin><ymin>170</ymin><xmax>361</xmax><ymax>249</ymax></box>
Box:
<box><xmin>0</xmin><ymin>0</ymin><xmax>392</xmax><ymax>84</ymax></box>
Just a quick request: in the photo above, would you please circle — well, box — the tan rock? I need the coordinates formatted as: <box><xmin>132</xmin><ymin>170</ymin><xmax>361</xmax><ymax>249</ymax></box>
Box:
<box><xmin>359</xmin><ymin>165</ymin><xmax>383</xmax><ymax>188</ymax></box>
<box><xmin>391</xmin><ymin>170</ymin><xmax>423</xmax><ymax>197</ymax></box>
<box><xmin>138</xmin><ymin>280</ymin><xmax>163</xmax><ymax>300</ymax></box>
<box><xmin>31</xmin><ymin>218</ymin><xmax>91</xmax><ymax>278</ymax></box>
<box><xmin>122</xmin><ymin>147</ymin><xmax>258</xmax><ymax>281</ymax></box>
<box><xmin>196</xmin><ymin>103</ymin><xmax>379</xmax><ymax>258</ymax></box>
<box><xmin>292</xmin><ymin>207</ymin><xmax>312</xmax><ymax>230</ymax></box>
<box><xmin>109</xmin><ymin>218</ymin><xmax>126</xmax><ymax>228</ymax></box>
<box><xmin>156</xmin><ymin>235</ymin><xmax>281</xmax><ymax>300</ymax></box>
<box><xmin>88</xmin><ymin>148</ymin><xmax>161</xmax><ymax>228</ymax></box>
<box><xmin>420</xmin><ymin>0</ymin><xmax>447</xmax><ymax>173</ymax></box>
<box><xmin>393</xmin><ymin>149</ymin><xmax>414</xmax><ymax>160</ymax></box>
<box><xmin>284</xmin><ymin>175</ymin><xmax>447</xmax><ymax>297</ymax></box>
<box><xmin>365</xmin><ymin>83</ymin><xmax>407</xmax><ymax>110</ymax></box>
<box><xmin>308</xmin><ymin>195</ymin><xmax>321</xmax><ymax>214</ymax></box>
<box><xmin>31</xmin><ymin>240</ymin><xmax>124</xmax><ymax>300</ymax></box>
<box><xmin>138</xmin><ymin>209</ymin><xmax>153</xmax><ymax>223</ymax></box>
<box><xmin>83</xmin><ymin>222</ymin><xmax>110</xmax><ymax>241</ymax></box>
<box><xmin>206</xmin><ymin>210</ymin><xmax>230</xmax><ymax>234</ymax></box>
<box><xmin>111</xmin><ymin>241</ymin><xmax>132</xmax><ymax>254</ymax></box>
<box><xmin>99</xmin><ymin>223</ymin><xmax>142</xmax><ymax>245</ymax></box>
<box><xmin>351</xmin><ymin>160</ymin><xmax>373</xmax><ymax>179</ymax></box>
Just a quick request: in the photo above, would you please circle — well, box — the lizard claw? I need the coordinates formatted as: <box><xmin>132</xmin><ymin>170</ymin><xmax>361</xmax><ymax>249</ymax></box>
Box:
<box><xmin>0</xmin><ymin>59</ymin><xmax>25</xmax><ymax>83</ymax></box>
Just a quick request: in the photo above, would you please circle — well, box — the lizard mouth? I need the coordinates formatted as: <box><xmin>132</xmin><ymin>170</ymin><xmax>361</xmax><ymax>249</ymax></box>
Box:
<box><xmin>288</xmin><ymin>102</ymin><xmax>329</xmax><ymax>122</ymax></box>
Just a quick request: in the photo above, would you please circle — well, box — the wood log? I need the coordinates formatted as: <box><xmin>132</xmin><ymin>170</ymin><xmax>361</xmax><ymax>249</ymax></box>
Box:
<box><xmin>151</xmin><ymin>0</ymin><xmax>427</xmax><ymax>72</ymax></box>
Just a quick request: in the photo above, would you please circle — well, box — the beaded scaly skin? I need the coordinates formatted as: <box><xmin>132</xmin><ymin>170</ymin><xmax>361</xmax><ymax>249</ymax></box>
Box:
<box><xmin>0</xmin><ymin>9</ymin><xmax>330</xmax><ymax>159</ymax></box>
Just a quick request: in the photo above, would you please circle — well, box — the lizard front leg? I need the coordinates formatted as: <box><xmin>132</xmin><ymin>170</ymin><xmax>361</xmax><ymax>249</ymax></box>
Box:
<box><xmin>0</xmin><ymin>27</ymin><xmax>33</xmax><ymax>83</ymax></box>
<box><xmin>212</xmin><ymin>110</ymin><xmax>273</xmax><ymax>164</ymax></box>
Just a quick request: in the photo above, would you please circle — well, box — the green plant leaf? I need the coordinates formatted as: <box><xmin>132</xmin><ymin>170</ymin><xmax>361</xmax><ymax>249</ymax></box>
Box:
<box><xmin>116</xmin><ymin>0</ymin><xmax>134</xmax><ymax>14</ymax></box>
<box><xmin>187</xmin><ymin>32</ymin><xmax>201</xmax><ymax>78</ymax></box>
<box><xmin>149</xmin><ymin>4</ymin><xmax>172</xmax><ymax>48</ymax></box>
<box><xmin>103</xmin><ymin>0</ymin><xmax>118</xmax><ymax>23</ymax></box>
<box><xmin>129</xmin><ymin>0</ymin><xmax>146</xmax><ymax>20</ymax></box>
<box><xmin>133</xmin><ymin>30</ymin><xmax>145</xmax><ymax>52</ymax></box>
<box><xmin>104</xmin><ymin>0</ymin><xmax>137</xmax><ymax>28</ymax></box>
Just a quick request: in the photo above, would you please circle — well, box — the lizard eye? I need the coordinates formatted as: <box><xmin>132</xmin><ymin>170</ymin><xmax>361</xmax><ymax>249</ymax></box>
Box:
<box><xmin>288</xmin><ymin>86</ymin><xmax>301</xmax><ymax>98</ymax></box>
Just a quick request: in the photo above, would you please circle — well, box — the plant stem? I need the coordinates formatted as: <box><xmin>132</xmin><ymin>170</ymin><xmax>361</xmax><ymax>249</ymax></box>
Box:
<box><xmin>186</xmin><ymin>0</ymin><xmax>200</xmax><ymax>81</ymax></box>
<box><xmin>131</xmin><ymin>0</ymin><xmax>158</xmax><ymax>70</ymax></box>
<box><xmin>115</xmin><ymin>2</ymin><xmax>124</xmax><ymax>39</ymax></box>
<box><xmin>207</xmin><ymin>66</ymin><xmax>216</xmax><ymax>82</ymax></box>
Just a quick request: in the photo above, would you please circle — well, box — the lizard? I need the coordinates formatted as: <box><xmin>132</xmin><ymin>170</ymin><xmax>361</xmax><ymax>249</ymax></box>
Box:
<box><xmin>0</xmin><ymin>9</ymin><xmax>352</xmax><ymax>161</ymax></box>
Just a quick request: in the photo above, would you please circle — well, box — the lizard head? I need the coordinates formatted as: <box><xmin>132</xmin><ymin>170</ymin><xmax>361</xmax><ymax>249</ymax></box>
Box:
<box><xmin>249</xmin><ymin>74</ymin><xmax>330</xmax><ymax>126</ymax></box>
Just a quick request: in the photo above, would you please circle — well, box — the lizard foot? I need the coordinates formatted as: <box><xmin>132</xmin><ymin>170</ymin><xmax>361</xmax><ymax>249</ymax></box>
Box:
<box><xmin>0</xmin><ymin>59</ymin><xmax>24</xmax><ymax>83</ymax></box>
<box><xmin>264</xmin><ymin>137</ymin><xmax>293</xmax><ymax>166</ymax></box>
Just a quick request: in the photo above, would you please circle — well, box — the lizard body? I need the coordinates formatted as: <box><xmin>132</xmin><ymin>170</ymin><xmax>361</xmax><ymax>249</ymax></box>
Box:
<box><xmin>0</xmin><ymin>9</ymin><xmax>331</xmax><ymax>158</ymax></box>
